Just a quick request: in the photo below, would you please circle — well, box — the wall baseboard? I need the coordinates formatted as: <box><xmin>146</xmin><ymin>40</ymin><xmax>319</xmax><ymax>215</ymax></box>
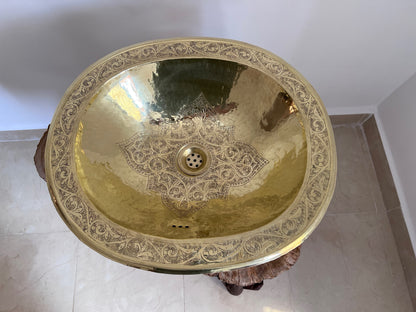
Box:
<box><xmin>334</xmin><ymin>113</ymin><xmax>416</xmax><ymax>309</ymax></box>
<box><xmin>326</xmin><ymin>105</ymin><xmax>376</xmax><ymax>116</ymax></box>
<box><xmin>0</xmin><ymin>129</ymin><xmax>46</xmax><ymax>142</ymax></box>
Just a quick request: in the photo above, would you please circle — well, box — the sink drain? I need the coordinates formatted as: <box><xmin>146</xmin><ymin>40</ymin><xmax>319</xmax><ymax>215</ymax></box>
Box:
<box><xmin>186</xmin><ymin>152</ymin><xmax>203</xmax><ymax>168</ymax></box>
<box><xmin>176</xmin><ymin>144</ymin><xmax>210</xmax><ymax>176</ymax></box>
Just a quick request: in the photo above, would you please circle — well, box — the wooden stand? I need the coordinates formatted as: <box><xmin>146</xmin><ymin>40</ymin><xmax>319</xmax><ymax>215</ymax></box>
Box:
<box><xmin>34</xmin><ymin>126</ymin><xmax>48</xmax><ymax>181</ymax></box>
<box><xmin>207</xmin><ymin>246</ymin><xmax>300</xmax><ymax>295</ymax></box>
<box><xmin>34</xmin><ymin>128</ymin><xmax>302</xmax><ymax>296</ymax></box>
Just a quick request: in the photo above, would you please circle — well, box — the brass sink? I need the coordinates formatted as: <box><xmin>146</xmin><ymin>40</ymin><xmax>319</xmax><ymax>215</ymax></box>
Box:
<box><xmin>45</xmin><ymin>38</ymin><xmax>336</xmax><ymax>273</ymax></box>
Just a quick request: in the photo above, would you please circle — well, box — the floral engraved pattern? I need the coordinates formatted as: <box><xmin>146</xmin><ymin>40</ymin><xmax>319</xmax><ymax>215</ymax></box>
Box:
<box><xmin>118</xmin><ymin>113</ymin><xmax>269</xmax><ymax>217</ymax></box>
<box><xmin>47</xmin><ymin>38</ymin><xmax>336</xmax><ymax>271</ymax></box>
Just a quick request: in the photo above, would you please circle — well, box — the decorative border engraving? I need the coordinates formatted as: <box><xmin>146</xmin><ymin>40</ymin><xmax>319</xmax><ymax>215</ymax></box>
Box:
<box><xmin>118</xmin><ymin>115</ymin><xmax>269</xmax><ymax>217</ymax></box>
<box><xmin>46</xmin><ymin>38</ymin><xmax>336</xmax><ymax>273</ymax></box>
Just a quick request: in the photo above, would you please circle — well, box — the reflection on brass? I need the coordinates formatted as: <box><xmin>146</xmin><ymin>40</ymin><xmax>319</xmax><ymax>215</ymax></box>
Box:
<box><xmin>260</xmin><ymin>92</ymin><xmax>294</xmax><ymax>131</ymax></box>
<box><xmin>45</xmin><ymin>38</ymin><xmax>336</xmax><ymax>274</ymax></box>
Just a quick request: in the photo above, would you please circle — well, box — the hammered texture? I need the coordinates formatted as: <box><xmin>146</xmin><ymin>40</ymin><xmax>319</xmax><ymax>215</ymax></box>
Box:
<box><xmin>46</xmin><ymin>39</ymin><xmax>336</xmax><ymax>271</ymax></box>
<box><xmin>119</xmin><ymin>114</ymin><xmax>268</xmax><ymax>217</ymax></box>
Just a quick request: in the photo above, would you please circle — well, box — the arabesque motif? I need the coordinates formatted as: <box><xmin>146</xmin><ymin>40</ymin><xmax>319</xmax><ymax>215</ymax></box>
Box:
<box><xmin>46</xmin><ymin>38</ymin><xmax>336</xmax><ymax>272</ymax></box>
<box><xmin>119</xmin><ymin>115</ymin><xmax>268</xmax><ymax>217</ymax></box>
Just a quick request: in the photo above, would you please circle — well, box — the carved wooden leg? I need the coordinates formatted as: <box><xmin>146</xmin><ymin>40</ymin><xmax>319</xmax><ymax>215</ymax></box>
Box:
<box><xmin>208</xmin><ymin>246</ymin><xmax>301</xmax><ymax>296</ymax></box>
<box><xmin>34</xmin><ymin>126</ymin><xmax>49</xmax><ymax>181</ymax></box>
<box><xmin>223</xmin><ymin>282</ymin><xmax>244</xmax><ymax>296</ymax></box>
<box><xmin>221</xmin><ymin>280</ymin><xmax>264</xmax><ymax>296</ymax></box>
<box><xmin>243</xmin><ymin>281</ymin><xmax>264</xmax><ymax>291</ymax></box>
<box><xmin>34</xmin><ymin>126</ymin><xmax>301</xmax><ymax>296</ymax></box>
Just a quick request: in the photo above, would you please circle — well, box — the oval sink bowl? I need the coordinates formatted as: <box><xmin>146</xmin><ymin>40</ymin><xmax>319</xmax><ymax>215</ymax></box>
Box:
<box><xmin>45</xmin><ymin>38</ymin><xmax>336</xmax><ymax>273</ymax></box>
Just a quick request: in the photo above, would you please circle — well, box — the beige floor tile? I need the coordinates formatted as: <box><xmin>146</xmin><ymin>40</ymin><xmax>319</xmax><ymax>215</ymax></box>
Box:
<box><xmin>355</xmin><ymin>124</ymin><xmax>387</xmax><ymax>214</ymax></box>
<box><xmin>290</xmin><ymin>212</ymin><xmax>413</xmax><ymax>312</ymax></box>
<box><xmin>0</xmin><ymin>141</ymin><xmax>69</xmax><ymax>234</ymax></box>
<box><xmin>1</xmin><ymin>124</ymin><xmax>413</xmax><ymax>312</ymax></box>
<box><xmin>73</xmin><ymin>243</ymin><xmax>184</xmax><ymax>312</ymax></box>
<box><xmin>290</xmin><ymin>215</ymin><xmax>353</xmax><ymax>312</ymax></box>
<box><xmin>387</xmin><ymin>208</ymin><xmax>416</xmax><ymax>308</ymax></box>
<box><xmin>184</xmin><ymin>271</ymin><xmax>292</xmax><ymax>312</ymax></box>
<box><xmin>363</xmin><ymin>116</ymin><xmax>400</xmax><ymax>211</ymax></box>
<box><xmin>328</xmin><ymin>126</ymin><xmax>377</xmax><ymax>214</ymax></box>
<box><xmin>0</xmin><ymin>232</ymin><xmax>78</xmax><ymax>312</ymax></box>
<box><xmin>333</xmin><ymin>212</ymin><xmax>413</xmax><ymax>312</ymax></box>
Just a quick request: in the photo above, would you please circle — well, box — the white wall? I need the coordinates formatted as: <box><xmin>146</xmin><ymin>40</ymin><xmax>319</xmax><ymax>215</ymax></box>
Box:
<box><xmin>377</xmin><ymin>73</ymin><xmax>416</xmax><ymax>252</ymax></box>
<box><xmin>1</xmin><ymin>0</ymin><xmax>415</xmax><ymax>250</ymax></box>
<box><xmin>1</xmin><ymin>0</ymin><xmax>416</xmax><ymax>130</ymax></box>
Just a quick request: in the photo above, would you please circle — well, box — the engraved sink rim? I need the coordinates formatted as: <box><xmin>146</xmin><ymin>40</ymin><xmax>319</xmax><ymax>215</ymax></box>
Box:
<box><xmin>45</xmin><ymin>37</ymin><xmax>337</xmax><ymax>274</ymax></box>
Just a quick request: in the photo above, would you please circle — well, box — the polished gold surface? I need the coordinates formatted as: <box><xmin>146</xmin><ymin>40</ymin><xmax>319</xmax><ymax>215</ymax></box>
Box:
<box><xmin>45</xmin><ymin>38</ymin><xmax>336</xmax><ymax>273</ymax></box>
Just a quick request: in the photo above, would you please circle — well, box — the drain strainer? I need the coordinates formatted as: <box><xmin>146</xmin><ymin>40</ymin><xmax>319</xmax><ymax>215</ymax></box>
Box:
<box><xmin>186</xmin><ymin>152</ymin><xmax>203</xmax><ymax>168</ymax></box>
<box><xmin>176</xmin><ymin>143</ymin><xmax>210</xmax><ymax>176</ymax></box>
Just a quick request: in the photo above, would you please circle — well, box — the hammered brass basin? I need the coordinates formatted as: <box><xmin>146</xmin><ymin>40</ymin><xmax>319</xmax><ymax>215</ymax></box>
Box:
<box><xmin>45</xmin><ymin>38</ymin><xmax>336</xmax><ymax>273</ymax></box>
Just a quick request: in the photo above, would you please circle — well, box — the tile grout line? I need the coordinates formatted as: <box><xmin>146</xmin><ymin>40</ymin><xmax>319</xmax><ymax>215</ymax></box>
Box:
<box><xmin>356</xmin><ymin>121</ymin><xmax>400</xmax><ymax>279</ymax></box>
<box><xmin>287</xmin><ymin>270</ymin><xmax>296</xmax><ymax>312</ymax></box>
<box><xmin>359</xmin><ymin>114</ymin><xmax>373</xmax><ymax>125</ymax></box>
<box><xmin>358</xmin><ymin>123</ymin><xmax>415</xmax><ymax>298</ymax></box>
<box><xmin>72</xmin><ymin>241</ymin><xmax>80</xmax><ymax>312</ymax></box>
<box><xmin>326</xmin><ymin>211</ymin><xmax>379</xmax><ymax>216</ymax></box>
<box><xmin>362</xmin><ymin>118</ymin><xmax>416</xmax><ymax>311</ymax></box>
<box><xmin>386</xmin><ymin>205</ymin><xmax>402</xmax><ymax>213</ymax></box>
<box><xmin>182</xmin><ymin>275</ymin><xmax>186</xmax><ymax>312</ymax></box>
<box><xmin>356</xmin><ymin>124</ymin><xmax>383</xmax><ymax>215</ymax></box>
<box><xmin>0</xmin><ymin>230</ymin><xmax>71</xmax><ymax>237</ymax></box>
<box><xmin>331</xmin><ymin>124</ymin><xmax>357</xmax><ymax>129</ymax></box>
<box><xmin>321</xmin><ymin>215</ymin><xmax>353</xmax><ymax>291</ymax></box>
<box><xmin>0</xmin><ymin>139</ymin><xmax>42</xmax><ymax>143</ymax></box>
<box><xmin>334</xmin><ymin>215</ymin><xmax>354</xmax><ymax>289</ymax></box>
<box><xmin>331</xmin><ymin>120</ymin><xmax>370</xmax><ymax>129</ymax></box>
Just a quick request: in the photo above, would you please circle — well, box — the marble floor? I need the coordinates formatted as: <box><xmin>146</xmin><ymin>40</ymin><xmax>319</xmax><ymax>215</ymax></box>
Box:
<box><xmin>0</xmin><ymin>123</ymin><xmax>414</xmax><ymax>312</ymax></box>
